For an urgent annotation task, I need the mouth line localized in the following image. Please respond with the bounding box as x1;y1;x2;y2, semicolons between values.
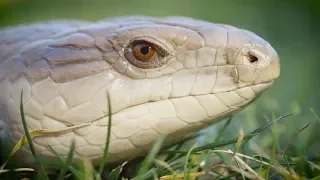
88;81;274;127
37;80;275;128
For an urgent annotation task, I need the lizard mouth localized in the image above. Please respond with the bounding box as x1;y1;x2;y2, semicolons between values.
92;81;274;128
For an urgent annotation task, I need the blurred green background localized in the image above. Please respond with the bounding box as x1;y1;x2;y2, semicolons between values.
0;0;319;158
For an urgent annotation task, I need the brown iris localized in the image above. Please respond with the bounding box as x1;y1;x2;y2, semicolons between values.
124;38;170;69
132;41;156;61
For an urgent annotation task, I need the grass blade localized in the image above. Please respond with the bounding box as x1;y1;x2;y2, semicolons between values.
276;120;314;160
184;143;197;180
241;113;292;147
193;133;257;153
77;158;95;180
164;132;202;162
98;92;113;176
310;108;320;123
162;113;292;157
134;135;166;179
214;116;233;142
19;91;48;180
161;133;257;155
282;153;294;177
57;140;75;180
48;145;83;179
107;161;127;180
250;113;292;134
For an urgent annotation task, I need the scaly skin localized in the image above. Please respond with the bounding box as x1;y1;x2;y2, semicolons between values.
0;16;280;166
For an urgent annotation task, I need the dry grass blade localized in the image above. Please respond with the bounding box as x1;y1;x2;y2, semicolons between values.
154;159;176;176
0;168;34;174
233;155;263;180
1;122;90;170
160;171;206;180
211;149;298;179
213;164;262;180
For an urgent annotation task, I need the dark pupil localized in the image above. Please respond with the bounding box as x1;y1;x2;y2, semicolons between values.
140;46;150;55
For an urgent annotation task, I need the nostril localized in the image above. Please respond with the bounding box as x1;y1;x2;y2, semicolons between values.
246;52;258;63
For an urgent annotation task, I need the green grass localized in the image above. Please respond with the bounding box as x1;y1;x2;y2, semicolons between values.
1;92;320;180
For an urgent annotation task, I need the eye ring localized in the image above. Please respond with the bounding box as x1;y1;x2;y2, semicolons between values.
124;38;171;69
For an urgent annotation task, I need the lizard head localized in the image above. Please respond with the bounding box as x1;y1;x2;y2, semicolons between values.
102;16;280;123
87;16;280;161
0;16;280;165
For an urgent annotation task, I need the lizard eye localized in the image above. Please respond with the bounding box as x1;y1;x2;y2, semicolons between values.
124;39;171;69
132;41;156;61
